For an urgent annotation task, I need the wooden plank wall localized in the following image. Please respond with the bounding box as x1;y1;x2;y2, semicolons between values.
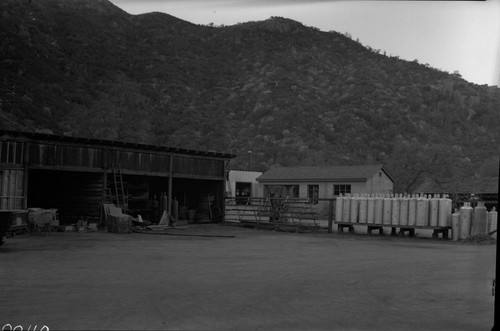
0;169;25;210
2;138;227;180
173;156;225;178
0;140;25;165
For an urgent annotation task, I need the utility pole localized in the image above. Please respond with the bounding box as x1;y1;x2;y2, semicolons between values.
248;150;252;170
10;85;15;131
0;85;16;131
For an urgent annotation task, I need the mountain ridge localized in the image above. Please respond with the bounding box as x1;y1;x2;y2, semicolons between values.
1;0;499;192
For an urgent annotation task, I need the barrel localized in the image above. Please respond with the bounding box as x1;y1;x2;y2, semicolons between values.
399;196;409;226
459;203;473;239
391;196;400;225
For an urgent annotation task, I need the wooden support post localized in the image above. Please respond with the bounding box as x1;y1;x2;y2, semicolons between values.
338;223;354;233
328;199;333;233
168;155;173;218
432;228;450;239
23;143;30;210
368;225;384;235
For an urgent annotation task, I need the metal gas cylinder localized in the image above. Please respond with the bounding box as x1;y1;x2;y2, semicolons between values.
416;194;429;226
391;194;401;226
459;202;473;239
367;194;376;224
429;194;439;227
374;194;384;225
335;194;344;223
399;194;409;226
438;195;452;227
358;194;368;224
382;195;392;225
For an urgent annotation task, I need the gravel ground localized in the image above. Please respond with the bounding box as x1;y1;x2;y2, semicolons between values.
0;224;496;331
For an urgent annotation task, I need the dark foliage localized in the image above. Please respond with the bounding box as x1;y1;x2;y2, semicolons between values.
1;0;499;192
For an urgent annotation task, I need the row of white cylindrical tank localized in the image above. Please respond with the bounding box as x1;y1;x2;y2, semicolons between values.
335;193;452;227
451;202;497;241
335;194;498;240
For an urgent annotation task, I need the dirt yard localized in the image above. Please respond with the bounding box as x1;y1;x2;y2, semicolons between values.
0;225;495;330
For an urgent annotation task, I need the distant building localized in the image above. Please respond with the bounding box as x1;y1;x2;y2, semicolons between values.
256;164;394;214
226;170;262;204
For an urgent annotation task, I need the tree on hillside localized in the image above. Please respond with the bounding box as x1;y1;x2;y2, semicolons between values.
63;75;153;143
385;139;441;193
386;137;477;193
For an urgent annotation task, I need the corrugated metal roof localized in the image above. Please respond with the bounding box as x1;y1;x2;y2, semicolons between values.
413;177;499;194
256;164;393;183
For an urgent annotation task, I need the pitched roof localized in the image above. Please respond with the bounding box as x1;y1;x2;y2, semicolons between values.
413;177;499;194
256;164;393;183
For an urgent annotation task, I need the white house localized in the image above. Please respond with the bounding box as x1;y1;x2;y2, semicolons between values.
256;164;394;214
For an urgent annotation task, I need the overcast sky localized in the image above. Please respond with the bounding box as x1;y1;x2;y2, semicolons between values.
110;0;500;87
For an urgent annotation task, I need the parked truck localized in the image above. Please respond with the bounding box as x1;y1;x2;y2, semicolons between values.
0;210;28;247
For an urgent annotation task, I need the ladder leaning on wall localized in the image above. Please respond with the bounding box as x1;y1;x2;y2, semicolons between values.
111;164;127;212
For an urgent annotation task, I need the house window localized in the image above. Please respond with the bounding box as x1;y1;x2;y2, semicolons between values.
307;185;319;204
334;184;351;196
264;185;299;198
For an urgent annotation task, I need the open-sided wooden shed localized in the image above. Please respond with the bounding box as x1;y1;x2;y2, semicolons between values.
0;130;234;225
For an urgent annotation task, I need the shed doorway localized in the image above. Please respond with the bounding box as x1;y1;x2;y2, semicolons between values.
27;169;104;225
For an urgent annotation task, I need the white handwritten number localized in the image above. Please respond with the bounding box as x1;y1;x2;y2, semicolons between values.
2;325;49;331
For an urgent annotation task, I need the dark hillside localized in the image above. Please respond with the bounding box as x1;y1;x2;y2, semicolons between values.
1;0;499;192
